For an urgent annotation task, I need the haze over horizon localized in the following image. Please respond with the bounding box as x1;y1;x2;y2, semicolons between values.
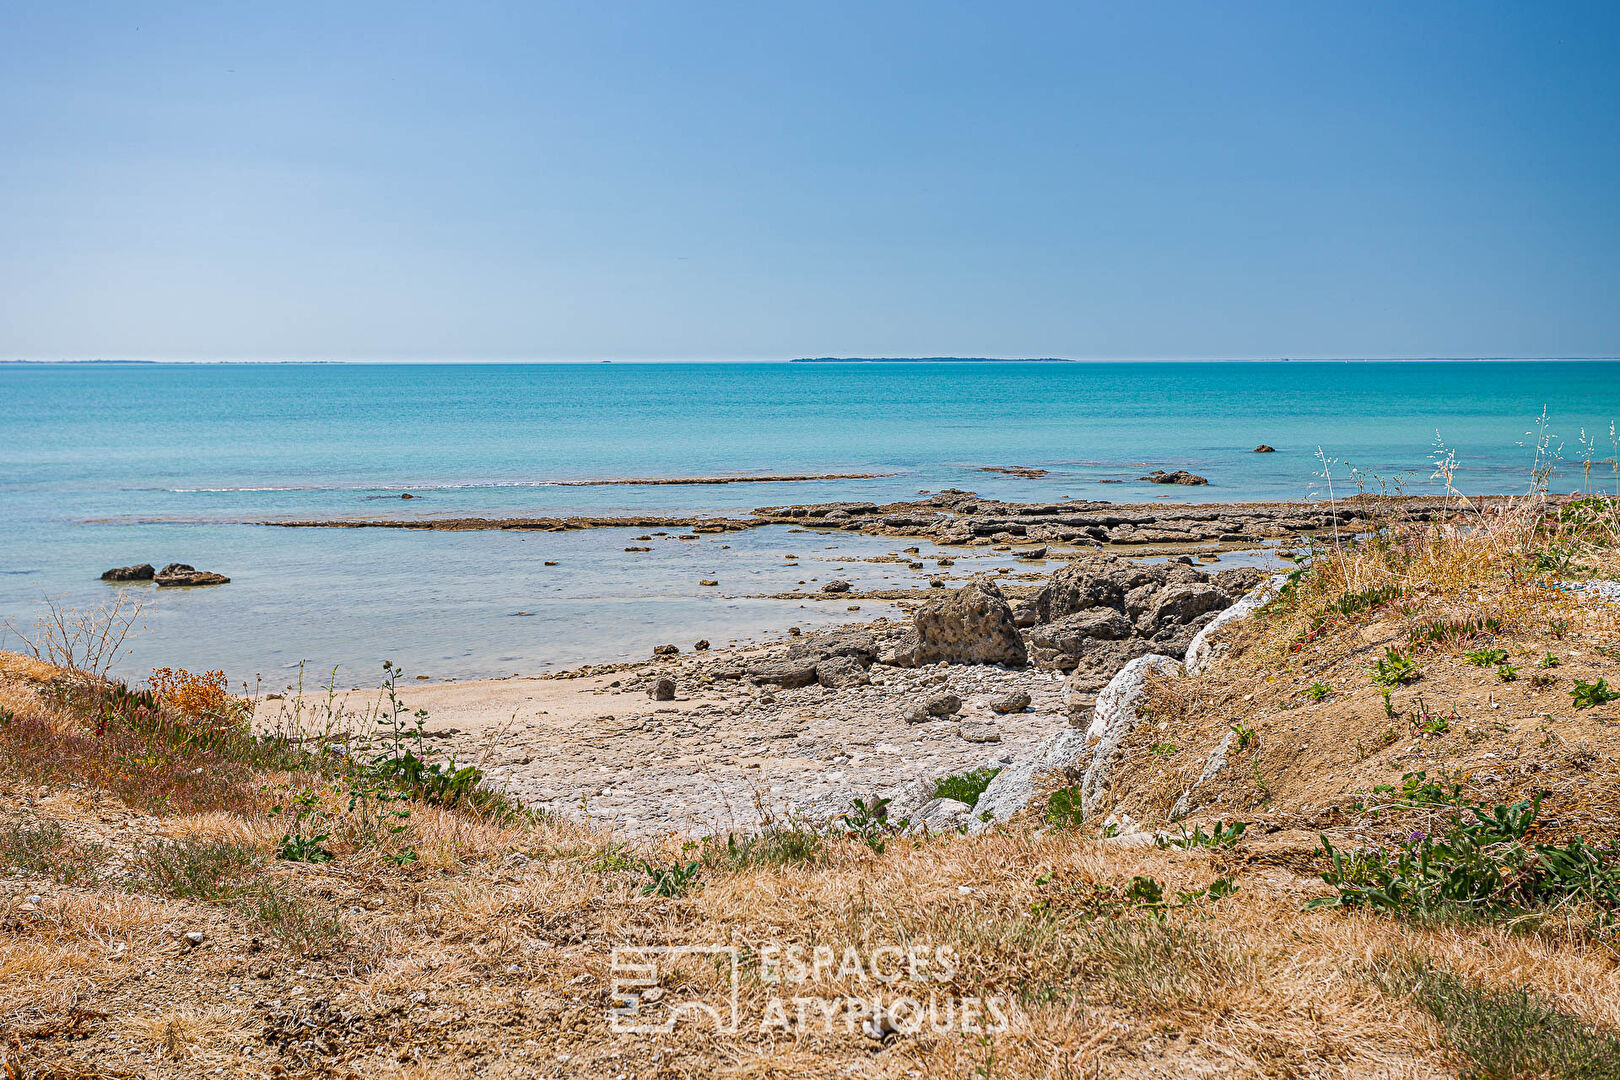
3;1;1618;362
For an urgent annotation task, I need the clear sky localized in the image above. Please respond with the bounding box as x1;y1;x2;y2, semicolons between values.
2;1;1618;361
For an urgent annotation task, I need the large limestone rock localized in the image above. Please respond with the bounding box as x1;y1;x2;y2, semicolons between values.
968;652;1181;830
912;578;1027;667
1184;572;1289;673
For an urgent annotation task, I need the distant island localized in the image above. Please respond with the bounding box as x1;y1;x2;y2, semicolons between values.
790;356;1074;363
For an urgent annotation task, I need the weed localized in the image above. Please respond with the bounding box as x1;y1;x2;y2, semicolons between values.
0;817;107;886
1305;681;1332;702
1044;786;1084;829
838;796;910;853
1371;647;1420;686
1539;652;1561;668
240;890;345;955
1229;721;1257;750
1571;678;1620;710
1380;686;1396;718
1463;647;1508;667
1496;664;1519;682
272;793;334;864
1329;584;1403;617
131;836;257;902
1158;820;1246;850
932;767;1001;806
707;826;825;869
639;858;701;897
1312;793;1620;916
1148;742;1178;758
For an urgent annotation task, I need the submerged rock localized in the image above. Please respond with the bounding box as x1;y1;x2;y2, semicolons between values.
1138;470;1209;485
154;563;229;587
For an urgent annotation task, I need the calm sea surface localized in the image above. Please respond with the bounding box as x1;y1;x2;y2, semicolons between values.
3;360;1616;685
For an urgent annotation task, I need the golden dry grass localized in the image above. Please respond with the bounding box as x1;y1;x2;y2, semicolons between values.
6;497;1620;1077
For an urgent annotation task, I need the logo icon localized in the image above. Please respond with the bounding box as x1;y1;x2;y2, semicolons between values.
608;945;740;1034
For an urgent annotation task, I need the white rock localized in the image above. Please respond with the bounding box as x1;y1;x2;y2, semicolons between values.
1184;573;1289;674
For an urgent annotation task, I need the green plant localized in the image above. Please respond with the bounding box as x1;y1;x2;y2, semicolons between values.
1329;584;1402;617
1311;793;1620;917
1148;742;1179;758
1159;820;1247;850
840;797;909;853
1463;647;1508;667
1371;647;1420;686
131;836;257;901
932;767;1001;806
639;858;701;897
0;818;107;886
1305;681;1333;702
1496;664;1519;682
1539;652;1560;668
707;826;825;869
1571;678;1620;710
1043;786;1084;829
1229;721;1258;750
1380;686;1396;718
272;792;333;864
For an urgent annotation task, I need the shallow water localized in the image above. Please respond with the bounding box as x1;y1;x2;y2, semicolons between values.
4;359;1616;683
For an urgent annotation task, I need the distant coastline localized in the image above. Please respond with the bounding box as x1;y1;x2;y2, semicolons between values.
790;357;1073;363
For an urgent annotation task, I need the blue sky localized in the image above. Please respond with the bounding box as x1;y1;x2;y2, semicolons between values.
2;2;1617;361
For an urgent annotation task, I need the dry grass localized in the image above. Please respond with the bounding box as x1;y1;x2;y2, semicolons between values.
6;495;1620;1077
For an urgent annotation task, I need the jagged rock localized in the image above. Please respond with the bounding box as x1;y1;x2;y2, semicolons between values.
1012;545;1048;560
1010;599;1041;627
1253;445;1276;453
912;578;1028;667
968;728;1091;831
988;691;1030;714
1139;470;1208;485
154;564;230;587
1081;654;1182;816
649;677;676;701
747;660;819;688
959;721;1002;743
694;639;710;651
814;655;871;689
926;693;962;717
908;797;974;834
1138;583;1229;632
821;580;852;594
786;628;879;665
101;563;154;582
901;702;931;724
1185;572;1289;673
652;644;679;656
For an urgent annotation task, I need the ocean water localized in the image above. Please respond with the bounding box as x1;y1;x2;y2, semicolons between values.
3;360;1617;685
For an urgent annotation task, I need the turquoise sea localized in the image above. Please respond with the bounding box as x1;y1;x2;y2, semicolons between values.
3;360;1617;686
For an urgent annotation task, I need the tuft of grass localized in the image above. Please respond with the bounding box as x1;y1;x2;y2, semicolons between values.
932;767;1001;806
1044;786;1084;829
1378;956;1620;1080
707;826;825;869
239;890;345;955
1086;916;1262;1014
0;817;108;886
131;836;258;902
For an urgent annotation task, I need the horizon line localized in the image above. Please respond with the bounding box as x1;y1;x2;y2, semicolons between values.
6;355;1620;366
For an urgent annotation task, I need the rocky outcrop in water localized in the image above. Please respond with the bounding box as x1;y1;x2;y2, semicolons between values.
154;564;230;587
101;564;155;582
